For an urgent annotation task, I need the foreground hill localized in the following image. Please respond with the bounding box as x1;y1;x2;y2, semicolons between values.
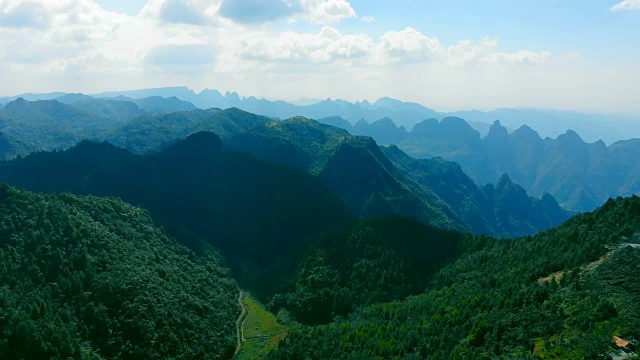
228;118;570;237
269;195;640;359
0;184;239;359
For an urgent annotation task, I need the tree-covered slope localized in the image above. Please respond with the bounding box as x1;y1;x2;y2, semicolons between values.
0;98;113;130
0;184;239;359
106;107;271;154
268;195;640;359
0;132;354;265
230;118;569;237
67;98;148;123
264;217;469;325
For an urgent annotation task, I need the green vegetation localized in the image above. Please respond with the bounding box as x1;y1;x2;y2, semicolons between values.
0;131;354;265
268;195;640;359
0;184;239;359
236;293;289;360
265;217;466;325
230;118;570;237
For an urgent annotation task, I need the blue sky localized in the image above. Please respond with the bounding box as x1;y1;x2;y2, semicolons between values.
93;0;640;59
1;0;639;113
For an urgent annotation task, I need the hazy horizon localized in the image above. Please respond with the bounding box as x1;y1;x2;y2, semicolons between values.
1;0;639;114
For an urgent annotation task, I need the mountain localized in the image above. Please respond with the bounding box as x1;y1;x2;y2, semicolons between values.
93;86;198;101
399;116;495;185
127;95;197;114
0;184;239;359
66;98;148;122
383;146;569;237
0;132;353;264
0;98;113;130
450;108;640;144
351;117;408;145
0;91;68;103
105;107;272;154
228;117;569;237
268;194;640;359
53;93;94;104
396;119;640;211
5;87;640;143
89;87;443;128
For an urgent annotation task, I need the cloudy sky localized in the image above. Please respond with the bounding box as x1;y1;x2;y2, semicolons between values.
0;0;638;113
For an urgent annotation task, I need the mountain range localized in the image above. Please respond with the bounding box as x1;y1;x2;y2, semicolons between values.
0;113;569;239
3;86;640;143
1;93;638;213
345;117;640;212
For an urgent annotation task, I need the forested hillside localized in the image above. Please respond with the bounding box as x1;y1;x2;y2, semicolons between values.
268;195;640;359
0;132;354;264
0;184;239;359
229;118;570;237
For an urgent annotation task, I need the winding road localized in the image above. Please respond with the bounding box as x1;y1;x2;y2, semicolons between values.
234;290;247;356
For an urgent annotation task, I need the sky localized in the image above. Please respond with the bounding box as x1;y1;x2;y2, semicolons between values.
0;0;639;113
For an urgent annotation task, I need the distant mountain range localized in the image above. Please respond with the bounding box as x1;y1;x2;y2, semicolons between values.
1;92;638;212
2;86;639;143
346;117;640;212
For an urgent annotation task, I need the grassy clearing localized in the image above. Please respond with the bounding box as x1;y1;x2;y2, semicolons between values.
236;293;288;360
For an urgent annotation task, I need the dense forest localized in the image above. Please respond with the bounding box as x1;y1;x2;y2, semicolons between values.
0;184;239;359
268;195;640;359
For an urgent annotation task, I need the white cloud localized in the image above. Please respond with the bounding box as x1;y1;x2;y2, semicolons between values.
300;0;356;25
231;26;372;64
140;0;355;26
372;27;444;65
0;0;51;29
447;38;498;67
611;0;640;11
448;38;550;67
361;15;374;23
482;50;551;66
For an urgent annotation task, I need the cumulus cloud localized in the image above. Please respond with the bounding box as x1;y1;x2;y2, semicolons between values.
448;38;550;67
373;27;444;64
611;0;640;11
301;0;356;25
0;0;51;29
141;0;356;26
232;26;372;64
447;38;498;67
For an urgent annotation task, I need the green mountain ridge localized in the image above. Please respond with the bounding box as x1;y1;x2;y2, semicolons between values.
228;118;570;237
